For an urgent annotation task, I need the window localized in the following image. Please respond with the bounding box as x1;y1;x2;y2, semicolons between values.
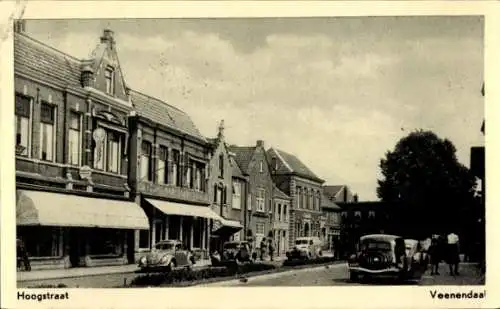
94;127;122;173
68;112;81;166
140;141;152;181
15;95;31;156
284;204;288;221
139;230;149;249
308;189;313;210
186;160;192;188
40;103;56;161
247;194;252;211
256;188;266;212
256;223;265;235
157;146;168;184
216;187;222;205
18;227;61;257
316;192;321;211
172;150;180;186
277;204;282;221
259;161;264;173
296;187;301;208
105;67;115;95
194;163;203;191
89;229;123;255
232;182;241;209
218;154;224;178
301;189;306;209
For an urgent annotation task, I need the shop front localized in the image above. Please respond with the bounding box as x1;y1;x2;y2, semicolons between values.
16;190;150;270
141;198;222;260
210;217;243;254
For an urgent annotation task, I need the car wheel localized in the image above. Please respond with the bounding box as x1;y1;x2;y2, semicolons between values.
350;272;358;282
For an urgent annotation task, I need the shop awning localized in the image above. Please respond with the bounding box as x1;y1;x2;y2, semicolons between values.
145;198;222;220
16;190;149;230
212;218;243;235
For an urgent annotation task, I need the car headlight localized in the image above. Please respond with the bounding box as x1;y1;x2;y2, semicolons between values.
139;256;146;265
160;256;169;263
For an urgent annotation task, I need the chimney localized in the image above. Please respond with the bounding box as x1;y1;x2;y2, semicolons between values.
14;19;26;33
353;194;359;203
100;29;115;49
256;140;265;148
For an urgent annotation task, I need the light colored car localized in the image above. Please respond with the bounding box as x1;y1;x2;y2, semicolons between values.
348;234;425;282
138;240;194;272
286;236;323;260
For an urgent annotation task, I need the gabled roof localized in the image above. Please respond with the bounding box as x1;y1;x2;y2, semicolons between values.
321;195;341;210
273;185;290;199
267;148;323;182
227;146;256;174
323;185;345;199
14;33;82;88
130;90;205;142
230;155;245;179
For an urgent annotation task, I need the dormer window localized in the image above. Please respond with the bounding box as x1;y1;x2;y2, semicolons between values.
105;67;115;95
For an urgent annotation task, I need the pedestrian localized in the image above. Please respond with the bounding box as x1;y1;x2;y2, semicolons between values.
446;231;460;276
260;238;267;261
17;239;31;271
428;238;440;275
268;239;275;261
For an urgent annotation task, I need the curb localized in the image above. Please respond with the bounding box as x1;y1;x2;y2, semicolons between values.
195;262;346;287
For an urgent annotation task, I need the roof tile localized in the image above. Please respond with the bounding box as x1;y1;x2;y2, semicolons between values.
227;146;256;174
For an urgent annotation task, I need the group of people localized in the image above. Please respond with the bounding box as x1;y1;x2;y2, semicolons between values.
257;237;276;261
427;232;461;276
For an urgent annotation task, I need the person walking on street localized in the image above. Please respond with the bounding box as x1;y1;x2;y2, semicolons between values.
268;239;275;261
428;238;440;275
446;231;460;276
260;238;267;261
17;239;31;271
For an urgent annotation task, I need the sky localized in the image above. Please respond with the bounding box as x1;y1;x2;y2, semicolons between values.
23;17;484;201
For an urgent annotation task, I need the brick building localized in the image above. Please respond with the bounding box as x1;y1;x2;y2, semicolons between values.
206;121;245;253
228;141;276;250
320;195;341;253
14;23;150;269
266;148;325;249
272;184;291;256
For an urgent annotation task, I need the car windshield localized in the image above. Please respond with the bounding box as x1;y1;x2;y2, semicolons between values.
360;240;392;251
155;242;174;250
295;240;309;245
224;243;239;249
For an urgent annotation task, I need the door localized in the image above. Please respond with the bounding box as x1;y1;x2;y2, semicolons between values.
127;230;135;264
68;228;83;267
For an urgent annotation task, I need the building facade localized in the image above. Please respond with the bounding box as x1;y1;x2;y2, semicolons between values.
272;185;291;256
320;195;342;255
128;88;217;261
229;140;276;250
206;121;244;253
14;24;149;270
267;148;325;248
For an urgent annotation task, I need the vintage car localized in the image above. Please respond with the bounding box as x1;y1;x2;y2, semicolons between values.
221;241;253;264
286;237;323;261
348;234;426;282
137;240;194;272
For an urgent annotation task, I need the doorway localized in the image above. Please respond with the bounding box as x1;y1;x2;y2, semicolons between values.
68;228;84;267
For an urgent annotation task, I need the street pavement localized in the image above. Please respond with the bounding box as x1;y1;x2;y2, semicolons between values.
203;262;484;287
18;260;484;288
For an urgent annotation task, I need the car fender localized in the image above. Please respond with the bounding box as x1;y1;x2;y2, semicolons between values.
160;254;175;265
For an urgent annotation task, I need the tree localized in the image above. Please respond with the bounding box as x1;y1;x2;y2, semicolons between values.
377;130;477;237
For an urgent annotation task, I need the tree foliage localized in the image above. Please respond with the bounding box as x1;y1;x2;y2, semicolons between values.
377;130;477;236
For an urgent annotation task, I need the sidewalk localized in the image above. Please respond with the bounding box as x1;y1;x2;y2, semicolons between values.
17;259;211;283
420;263;485;285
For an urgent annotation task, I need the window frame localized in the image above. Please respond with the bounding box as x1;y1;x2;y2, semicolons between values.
105;66;115;95
140;141;152;181
256;188;266;212
15;94;33;157
93;126;123;174
157;145;168;184
68;111;82;166
39;102;57;162
232;181;241;209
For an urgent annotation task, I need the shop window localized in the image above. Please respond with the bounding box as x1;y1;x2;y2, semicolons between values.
193;218;202;248
89;229;123;256
15;94;31;156
19;226;61;258
69;111;82;166
256;223;265;236
40;102;56;161
139;230;149;249
157;146;168;184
